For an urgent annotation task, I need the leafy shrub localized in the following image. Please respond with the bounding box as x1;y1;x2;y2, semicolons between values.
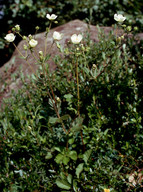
0;19;143;191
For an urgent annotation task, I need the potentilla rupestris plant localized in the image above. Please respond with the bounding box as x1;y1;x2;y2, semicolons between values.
2;13;143;192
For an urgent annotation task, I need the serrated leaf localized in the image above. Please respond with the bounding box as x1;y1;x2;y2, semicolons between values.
60;114;70;121
56;178;71;190
49;116;60;124
83;67;90;75
71;124;82;132
71;116;84;133
64;94;73;102
60;172;67;180
63;156;70;165
69;151;77;161
76;163;84;178
83;149;92;164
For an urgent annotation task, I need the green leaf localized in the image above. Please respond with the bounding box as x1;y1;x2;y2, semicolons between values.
102;52;106;60
60;114;70;121
67;174;72;184
68;138;74;144
69;151;77;161
71;124;81;132
54;147;61;152
45;152;53;160
83;67;90;75
10;184;18;192
64;94;73;102
76;163;84;178
55;154;63;164
49;116;60;124
71;116;84;133
63;156;70;165
56;178;71;190
49;115;69;124
83;149;92;164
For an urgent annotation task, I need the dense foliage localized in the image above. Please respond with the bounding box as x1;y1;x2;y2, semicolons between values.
1;0;143;66
0;23;143;191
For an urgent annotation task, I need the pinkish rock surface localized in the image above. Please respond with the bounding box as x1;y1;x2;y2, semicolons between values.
0;19;142;106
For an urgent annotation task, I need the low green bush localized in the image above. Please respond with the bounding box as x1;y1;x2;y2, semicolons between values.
0;16;143;191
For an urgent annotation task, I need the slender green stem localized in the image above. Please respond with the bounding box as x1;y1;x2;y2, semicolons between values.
40;60;67;135
76;58;80;116
47;86;67;135
31;52;39;63
44;22;52;56
17;32;23;39
75;52;85;152
13;43;36;75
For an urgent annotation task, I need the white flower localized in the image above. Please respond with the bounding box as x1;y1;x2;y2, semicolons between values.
29;39;38;48
53;31;62;41
46;14;57;21
114;13;126;22
4;33;15;42
71;34;83;44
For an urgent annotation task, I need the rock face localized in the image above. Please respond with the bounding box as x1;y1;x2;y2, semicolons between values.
0;19;142;106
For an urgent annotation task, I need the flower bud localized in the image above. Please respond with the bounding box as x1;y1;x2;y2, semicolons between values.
117;37;121;42
39;51;43;56
56;97;61;103
80;44;85;51
121;35;124;39
134;26;138;31
15;24;20;31
12;28;15;32
23;44;28;50
127;26;132;32
28;34;33;40
39;51;44;61
35;26;39;30
92;64;96;69
23;36;27;40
